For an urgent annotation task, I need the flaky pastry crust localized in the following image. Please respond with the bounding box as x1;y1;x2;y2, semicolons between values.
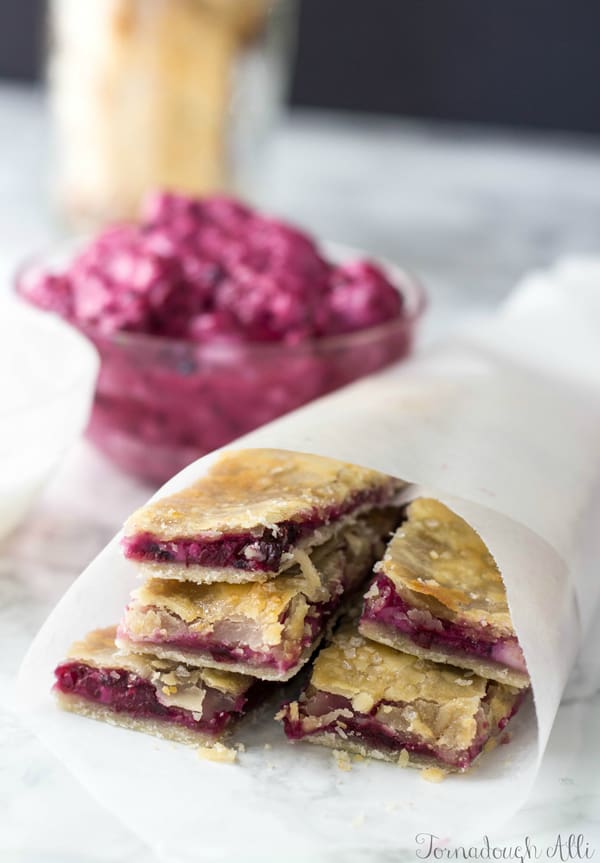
282;622;524;768
378;498;515;636
123;520;381;646
312;624;489;708
124;448;402;540
65;626;251;697
118;517;386;681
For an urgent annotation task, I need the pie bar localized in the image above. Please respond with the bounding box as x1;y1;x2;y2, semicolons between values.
54;627;265;745
279;622;526;772
122;448;404;584
359;498;529;689
117;512;398;681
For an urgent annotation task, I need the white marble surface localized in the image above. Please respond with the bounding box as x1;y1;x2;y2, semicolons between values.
2;83;600;861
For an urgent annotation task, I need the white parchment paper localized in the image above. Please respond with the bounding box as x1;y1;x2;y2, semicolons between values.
17;259;600;861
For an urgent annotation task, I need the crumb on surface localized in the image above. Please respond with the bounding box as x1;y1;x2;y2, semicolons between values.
420;766;447;783
264;742;272;750
333;749;353;772
197;743;237;764
397;749;410;768
352;812;365;828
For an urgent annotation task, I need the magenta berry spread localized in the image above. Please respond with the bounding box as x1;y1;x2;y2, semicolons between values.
19;192;419;482
22;192;404;342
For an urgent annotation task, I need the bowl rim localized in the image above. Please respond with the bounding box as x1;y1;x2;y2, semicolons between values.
14;239;427;357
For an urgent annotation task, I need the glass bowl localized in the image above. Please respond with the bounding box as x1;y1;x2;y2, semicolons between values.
16;244;425;485
0;301;98;541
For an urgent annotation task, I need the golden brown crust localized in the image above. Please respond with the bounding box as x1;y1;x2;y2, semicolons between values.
131;574;302;645
358;619;530;689
65;625;121;665
64;626;252;698
379;499;514;636
312;623;490;707
124;448;402;540
283;623;523;767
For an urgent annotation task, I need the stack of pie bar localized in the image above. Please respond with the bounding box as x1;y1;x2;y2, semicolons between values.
53;451;530;773
280;498;530;773
53;449;403;747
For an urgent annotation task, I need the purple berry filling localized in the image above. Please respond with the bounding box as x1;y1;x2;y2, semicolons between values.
54;661;253;737
123;586;346;675
362;574;527;674
21;193;405;343
123;486;394;572
123;527;299;572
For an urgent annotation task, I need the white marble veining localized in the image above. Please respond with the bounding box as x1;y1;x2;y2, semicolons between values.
1;83;600;861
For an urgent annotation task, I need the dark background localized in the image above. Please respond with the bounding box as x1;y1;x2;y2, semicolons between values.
3;0;600;134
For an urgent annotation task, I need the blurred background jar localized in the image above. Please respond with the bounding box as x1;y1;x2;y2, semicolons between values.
48;0;295;226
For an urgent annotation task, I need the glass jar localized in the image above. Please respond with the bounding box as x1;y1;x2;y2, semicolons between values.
48;0;295;226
